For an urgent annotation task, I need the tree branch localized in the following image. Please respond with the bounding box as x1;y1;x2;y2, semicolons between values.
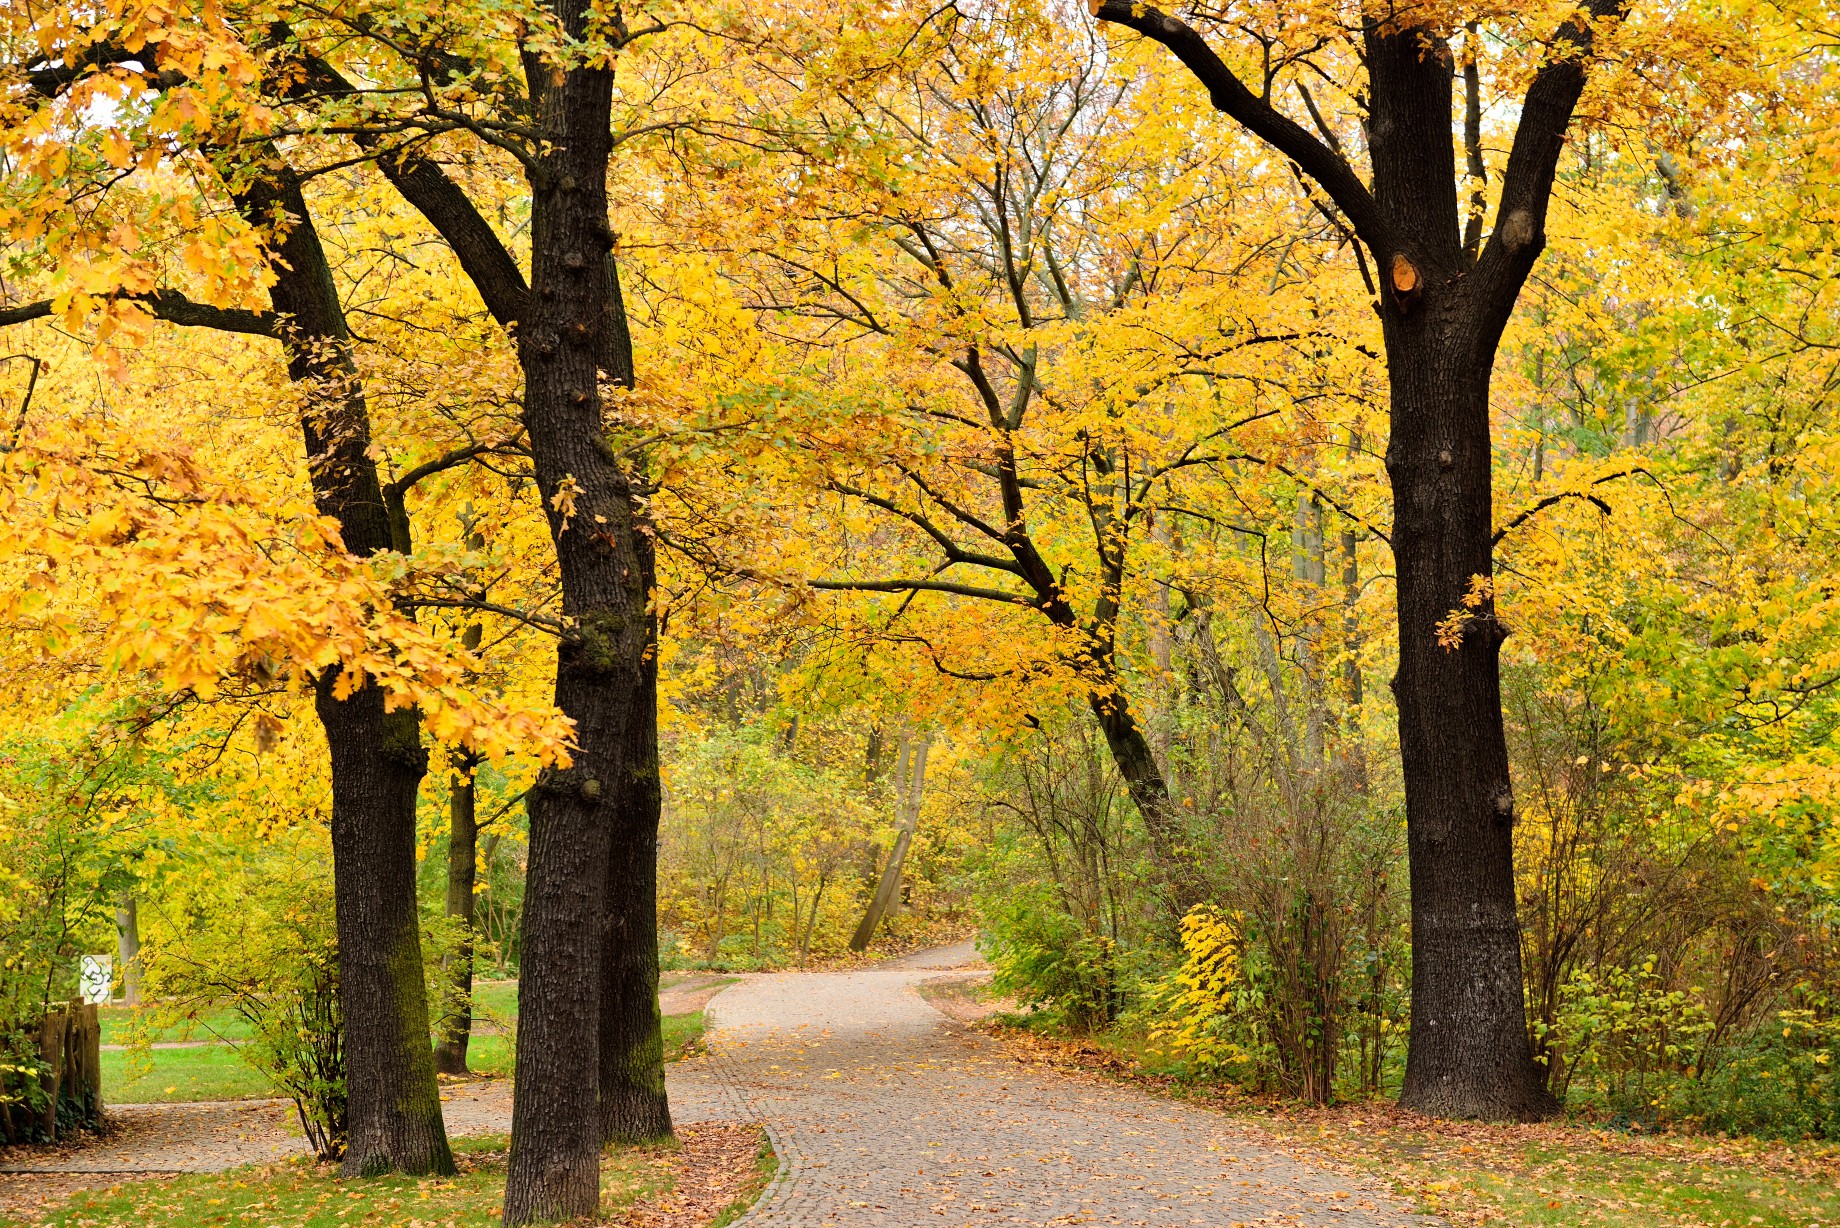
809;577;1039;605
1492;468;1646;546
1091;1;1392;252
289;52;533;328
0;291;277;337
1474;0;1629;312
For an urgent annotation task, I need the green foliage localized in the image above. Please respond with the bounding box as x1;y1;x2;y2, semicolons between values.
141;844;346;1158
980;878;1129;1034
0;699;194;1143
659;718;879;967
1547;963;1840;1140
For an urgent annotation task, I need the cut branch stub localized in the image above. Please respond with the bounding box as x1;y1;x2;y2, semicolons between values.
1389;253;1421;314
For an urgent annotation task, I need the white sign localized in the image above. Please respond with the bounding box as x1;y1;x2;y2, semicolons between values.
79;954;113;1004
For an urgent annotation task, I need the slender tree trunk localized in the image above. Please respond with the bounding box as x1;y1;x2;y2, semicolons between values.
241;163;454;1177
433;751;479;1076
850;735;928;951
115;897;139;1006
503;28;650;1222
1387;327;1553;1120
1086;691;1201;913
599;519;672;1144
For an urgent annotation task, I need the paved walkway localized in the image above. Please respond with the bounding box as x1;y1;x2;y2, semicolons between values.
5;948;1440;1228
692;950;1438;1228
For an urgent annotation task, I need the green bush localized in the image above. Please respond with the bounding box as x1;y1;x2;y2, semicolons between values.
979;880;1131;1034
143;849;347;1159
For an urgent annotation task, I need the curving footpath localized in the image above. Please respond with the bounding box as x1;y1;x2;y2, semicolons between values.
678;946;1440;1228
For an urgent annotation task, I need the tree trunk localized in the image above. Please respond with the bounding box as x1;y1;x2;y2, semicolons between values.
1092;0;1616;1124
850;734;928;951
1386;326;1554;1121
502;28;649;1223
241;163;455;1177
599;520;672;1144
433;751;479;1076
1086;691;1200;913
115;896;140;1007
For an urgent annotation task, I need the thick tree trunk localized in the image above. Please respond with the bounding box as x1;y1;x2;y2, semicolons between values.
243;164;454;1176
598;519;672;1144
1385;320;1554;1121
502;32;651;1224
1091;0;1614;1124
433;753;479;1076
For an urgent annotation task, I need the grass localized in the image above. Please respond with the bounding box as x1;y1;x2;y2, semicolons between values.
995;1021;1840;1228
1235;1105;1840;1227
103;1006;711;1103
101;1043;275;1104
97;1004;253;1047
8;1134;673;1228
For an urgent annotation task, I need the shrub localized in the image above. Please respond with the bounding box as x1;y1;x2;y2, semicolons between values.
144;847;347;1160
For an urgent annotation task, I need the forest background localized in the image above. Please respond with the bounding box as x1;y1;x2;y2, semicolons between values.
2;0;1840;1188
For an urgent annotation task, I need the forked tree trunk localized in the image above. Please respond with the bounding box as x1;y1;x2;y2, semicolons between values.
244;164;455;1176
850;734;928;951
1094;0;1619;1120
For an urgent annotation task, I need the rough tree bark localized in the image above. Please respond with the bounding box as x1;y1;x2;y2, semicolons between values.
298;39;674;1209
237;163;458;1173
1092;0;1627;1119
498;10;653;1219
597;256;672;1146
13;59;456;1176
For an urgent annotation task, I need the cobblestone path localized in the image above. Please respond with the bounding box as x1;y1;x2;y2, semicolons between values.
692;953;1439;1228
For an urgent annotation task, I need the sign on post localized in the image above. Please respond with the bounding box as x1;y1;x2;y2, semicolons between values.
78;954;113;1005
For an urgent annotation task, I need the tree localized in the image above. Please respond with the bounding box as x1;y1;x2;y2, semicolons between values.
1087;0;1632;1117
700;3;1368;916
253;8;679;1218
0;49;463;1171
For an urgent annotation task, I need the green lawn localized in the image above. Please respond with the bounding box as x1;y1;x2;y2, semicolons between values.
103;1001;711;1103
98;1003;254;1046
102;1043;276;1103
10;1135;670;1228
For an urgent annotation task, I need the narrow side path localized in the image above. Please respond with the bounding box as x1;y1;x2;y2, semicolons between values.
696;948;1441;1228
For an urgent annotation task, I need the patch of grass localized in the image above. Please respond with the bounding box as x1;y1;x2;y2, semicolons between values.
1235;1106;1840;1227
470;980;518;1022
97;1004;254;1047
12;1134;674;1228
101;1044;275;1104
102;999;706;1104
662;1010;705;1059
446;1010;704;1083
